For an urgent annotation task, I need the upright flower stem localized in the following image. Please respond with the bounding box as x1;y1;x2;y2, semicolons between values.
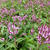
13;22;16;48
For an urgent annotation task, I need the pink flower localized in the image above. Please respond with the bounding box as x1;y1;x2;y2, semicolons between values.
22;15;28;20
29;0;33;6
18;0;22;4
31;28;34;35
9;8;16;16
47;1;50;5
48;46;50;49
23;22;26;25
37;35;41;44
5;21;8;24
40;3;44;7
1;8;8;14
15;15;18;18
36;18;41;23
35;0;40;4
1;38;5;41
18;16;23;21
24;4;28;9
20;33;26;36
9;35;13;39
12;16;16;21
9;31;13;34
32;15;37;22
8;22;19;35
37;24;50;44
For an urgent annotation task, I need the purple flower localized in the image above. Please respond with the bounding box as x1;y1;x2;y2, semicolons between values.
22;15;27;20
8;22;20;35
9;8;16;16
1;8;8;14
32;15;37;22
37;24;50;44
37;35;41;44
18;16;22;21
0;8;8;18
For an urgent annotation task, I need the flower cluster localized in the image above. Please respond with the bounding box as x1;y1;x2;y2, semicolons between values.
37;24;50;44
31;14;41;23
0;8;16;18
47;1;50;5
12;15;28;22
8;22;20;34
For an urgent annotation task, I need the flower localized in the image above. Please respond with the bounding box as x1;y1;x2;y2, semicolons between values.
9;8;16;16
36;18;41;23
48;46;50;49
18;16;23;21
1;38;5;41
24;4;28;9
0;8;8;18
9;35;13;39
32;15;37;22
22;15;28;20
8;22;20;35
40;3;44;7
29;0;33;6
47;1;50;5
35;0;40;4
1;8;8;14
37;35;41;44
31;28;34;35
37;24;50;44
20;33;26;37
18;0;22;4
12;16;16;21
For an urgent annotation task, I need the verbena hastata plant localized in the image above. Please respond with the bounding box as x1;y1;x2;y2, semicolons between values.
0;0;50;50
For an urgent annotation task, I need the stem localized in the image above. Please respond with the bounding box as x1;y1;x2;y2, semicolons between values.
37;44;41;50
14;35;16;46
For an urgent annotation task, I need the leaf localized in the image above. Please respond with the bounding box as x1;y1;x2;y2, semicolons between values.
26;43;35;48
16;38;25;43
0;44;4;48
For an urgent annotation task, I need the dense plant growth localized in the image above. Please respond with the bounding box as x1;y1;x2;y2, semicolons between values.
0;0;50;50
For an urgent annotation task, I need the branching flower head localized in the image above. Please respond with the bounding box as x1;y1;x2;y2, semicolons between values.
37;24;50;44
7;22;20;35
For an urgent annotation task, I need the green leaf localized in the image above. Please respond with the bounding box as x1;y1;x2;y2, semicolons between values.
16;38;25;43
